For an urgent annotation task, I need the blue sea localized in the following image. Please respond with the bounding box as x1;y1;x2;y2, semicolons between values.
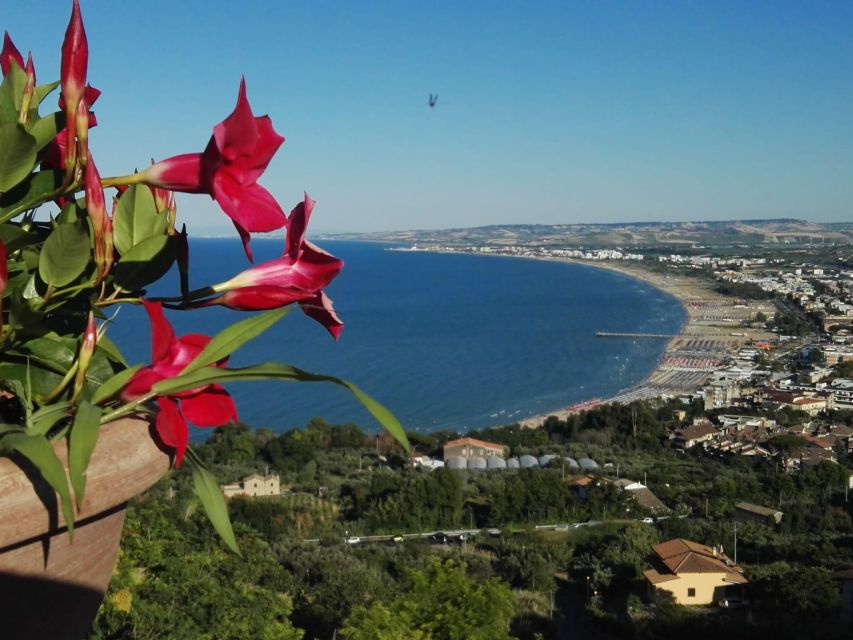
107;240;686;436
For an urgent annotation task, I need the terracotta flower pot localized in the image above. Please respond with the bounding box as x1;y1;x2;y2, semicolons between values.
0;415;170;640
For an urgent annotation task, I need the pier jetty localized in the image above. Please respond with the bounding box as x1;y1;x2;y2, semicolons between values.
595;331;677;339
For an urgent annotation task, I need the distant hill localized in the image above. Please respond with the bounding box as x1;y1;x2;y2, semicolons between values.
322;219;853;249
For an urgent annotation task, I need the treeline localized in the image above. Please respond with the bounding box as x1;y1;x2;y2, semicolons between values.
714;281;776;300
90;403;853;640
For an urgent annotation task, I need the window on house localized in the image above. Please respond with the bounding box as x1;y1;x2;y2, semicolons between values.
687;588;696;597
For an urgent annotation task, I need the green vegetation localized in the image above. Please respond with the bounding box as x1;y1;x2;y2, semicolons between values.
90;401;853;639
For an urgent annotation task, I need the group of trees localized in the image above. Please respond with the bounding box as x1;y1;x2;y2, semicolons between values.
88;395;853;640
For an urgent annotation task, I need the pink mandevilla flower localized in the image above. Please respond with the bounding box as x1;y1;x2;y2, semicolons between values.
122;300;238;467
138;78;286;261
205;194;344;339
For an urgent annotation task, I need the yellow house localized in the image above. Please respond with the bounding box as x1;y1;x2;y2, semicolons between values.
643;538;747;605
222;473;280;498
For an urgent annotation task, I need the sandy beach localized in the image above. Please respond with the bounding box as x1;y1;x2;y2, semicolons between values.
510;258;777;428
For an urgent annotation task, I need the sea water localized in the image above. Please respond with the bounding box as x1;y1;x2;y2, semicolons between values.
107;240;686;435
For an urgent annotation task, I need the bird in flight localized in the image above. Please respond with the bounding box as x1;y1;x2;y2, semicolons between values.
428;93;438;108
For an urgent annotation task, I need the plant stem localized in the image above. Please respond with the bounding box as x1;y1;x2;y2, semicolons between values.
100;391;156;424
149;285;216;303
95;297;141;307
39;362;79;404
100;173;144;188
0;180;81;225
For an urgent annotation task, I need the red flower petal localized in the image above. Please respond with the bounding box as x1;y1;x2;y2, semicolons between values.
215;285;309;310
212;173;286;233
213;78;260;160
227;114;285;184
180;386;238;427
142;153;207;193
285;193;314;260
120;366;162;400
155;397;188;468
299;291;344;340
141;299;176;363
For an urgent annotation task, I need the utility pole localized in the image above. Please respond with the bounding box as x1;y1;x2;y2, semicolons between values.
632;406;638;450
734;522;738;565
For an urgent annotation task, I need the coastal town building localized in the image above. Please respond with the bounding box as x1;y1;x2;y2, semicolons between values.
672;420;717;449
221;473;281;498
643;538;748;605
443;437;506;460
612;479;670;514
734;502;783;526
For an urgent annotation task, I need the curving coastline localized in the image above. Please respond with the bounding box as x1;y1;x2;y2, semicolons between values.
512;257;776;428
407;248;776;430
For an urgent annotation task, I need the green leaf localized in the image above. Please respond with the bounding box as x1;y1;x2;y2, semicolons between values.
96;335;129;366
56;199;84;224
0;223;33;253
19;333;78;373
68;401;102;510
29;112;63;152
0;424;26;436
113;234;176;292
181;308;291;376
91;365;141;405
1;432;75;536
113;185;168;255
0;362;62;400
0;124;38;194
190;460;240;554
30;402;73;436
38;222;91;287
152;363;410;451
0;170;63;218
0;63;27;124
33;81;60;108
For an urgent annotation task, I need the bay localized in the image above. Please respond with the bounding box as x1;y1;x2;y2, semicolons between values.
107;240;686;436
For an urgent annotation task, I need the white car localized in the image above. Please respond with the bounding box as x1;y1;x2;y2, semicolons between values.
640;517;654;524
345;536;361;545
718;597;746;608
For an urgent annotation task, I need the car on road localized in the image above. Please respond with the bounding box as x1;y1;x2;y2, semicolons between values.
345;536;361;545
640;517;654;524
718;597;747;608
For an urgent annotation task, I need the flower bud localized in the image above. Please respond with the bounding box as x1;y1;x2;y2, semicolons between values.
60;0;88;179
73;312;97;398
75;98;89;168
84;155;112;283
18;53;35;125
1;32;23;76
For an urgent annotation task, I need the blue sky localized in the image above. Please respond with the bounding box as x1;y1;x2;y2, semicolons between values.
6;1;853;233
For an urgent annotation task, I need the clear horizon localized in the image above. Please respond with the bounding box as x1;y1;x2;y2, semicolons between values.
6;0;853;236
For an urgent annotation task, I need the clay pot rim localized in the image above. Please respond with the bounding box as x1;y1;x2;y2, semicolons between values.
0;414;172;551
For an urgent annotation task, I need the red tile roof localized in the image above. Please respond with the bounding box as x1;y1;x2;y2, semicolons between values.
444;437;505;451
648;538;747;584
